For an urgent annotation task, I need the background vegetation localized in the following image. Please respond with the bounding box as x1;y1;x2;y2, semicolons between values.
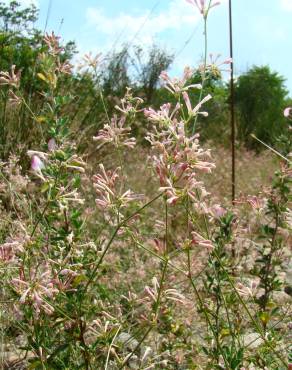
0;1;291;369
0;0;291;159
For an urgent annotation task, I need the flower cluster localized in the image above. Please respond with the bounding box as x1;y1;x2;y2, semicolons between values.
284;107;292;118
191;231;213;249
93;115;136;149
44;31;64;56
78;52;102;71
0;65;22;106
115;87;144;116
235;280;259;298
12;266;58;315
186;0;221;16
235;194;268;215
183;91;212;117
144;277;186;305
27;144;86;181
93;164;142;214
199;53;232;79
93;88;143;149
144;103;181;125
0;65;21;88
146;119;215;205
160;67;201;94
0;240;17;263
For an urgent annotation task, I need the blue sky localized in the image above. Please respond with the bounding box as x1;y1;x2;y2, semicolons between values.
11;0;292;95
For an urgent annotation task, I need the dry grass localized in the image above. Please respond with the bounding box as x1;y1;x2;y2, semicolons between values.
96;144;280;204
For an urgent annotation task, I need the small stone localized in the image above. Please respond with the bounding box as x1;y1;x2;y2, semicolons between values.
117;332;139;352
272;291;291;304
243;332;264;349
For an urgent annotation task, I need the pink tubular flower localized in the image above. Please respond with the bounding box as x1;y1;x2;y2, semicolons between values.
0;65;21;88
234;195;267;214
115;87;143;115
57;60;73;75
79;52;102;70
191;231;213;249
12;266;58;315
284;107;292;118
144;103;180;125
52;269;78;293
92;164;142;212
27;150;47;181
209;53;232;67
235;280;259;298
186;0;221;16
48;138;57;152
144;277;186;304
93;115;136;149
0;242;15;262
44;32;63;55
58;188;85;205
160;67;202;94
246;195;266;211
200;54;232;78
8;90;22;106
31;155;45;172
183;91;212;117
210;204;227;219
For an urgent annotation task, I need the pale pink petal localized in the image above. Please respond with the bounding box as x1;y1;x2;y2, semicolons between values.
48;138;57;151
31;155;45;172
182;91;192;114
284;107;292;117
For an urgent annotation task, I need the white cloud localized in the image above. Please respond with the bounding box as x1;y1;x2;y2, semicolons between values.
86;0;200;47
280;0;292;11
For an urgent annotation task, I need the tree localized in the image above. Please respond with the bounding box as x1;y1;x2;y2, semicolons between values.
0;0;38;32
132;44;173;103
0;1;76;156
235;65;288;150
102;46;131;96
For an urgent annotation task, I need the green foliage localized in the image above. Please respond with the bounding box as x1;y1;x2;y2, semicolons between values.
0;1;77;157
0;6;291;366
132;44;173;103
199;80;230;144
235;65;289;150
0;1;38;32
103;46;131;96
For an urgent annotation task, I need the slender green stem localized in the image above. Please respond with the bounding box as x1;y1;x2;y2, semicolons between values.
83;193;163;294
154;260;169;318
30;200;51;237
212;250;288;367
118;326;153;369
93;69;111;124
187;248;229;367
105;326;121;370
192;10;209;134
119;198;169;368
132;237;188;276
250;134;291;163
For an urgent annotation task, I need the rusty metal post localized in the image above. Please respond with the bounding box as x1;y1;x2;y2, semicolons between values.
229;0;236;203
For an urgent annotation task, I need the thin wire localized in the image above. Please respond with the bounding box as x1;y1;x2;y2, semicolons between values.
111;23;128;51
104;0;162;56
44;0;53;32
174;21;202;60
127;0;161;48
74;0;162;128
57;18;64;35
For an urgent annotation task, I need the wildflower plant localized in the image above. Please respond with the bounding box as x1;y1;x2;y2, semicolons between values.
0;2;290;369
